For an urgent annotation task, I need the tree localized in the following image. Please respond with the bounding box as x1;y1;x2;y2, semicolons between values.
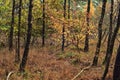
92;0;107;66
68;0;70;19
84;0;91;52
42;0;45;47
103;0;114;65
113;44;120;80
9;0;15;51
15;0;22;63
62;0;66;51
102;3;120;80
19;0;33;72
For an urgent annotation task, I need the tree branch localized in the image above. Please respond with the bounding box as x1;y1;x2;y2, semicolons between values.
6;71;15;80
71;65;92;80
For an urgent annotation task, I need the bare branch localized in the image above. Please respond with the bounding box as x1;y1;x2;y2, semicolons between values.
71;65;92;80
6;71;15;80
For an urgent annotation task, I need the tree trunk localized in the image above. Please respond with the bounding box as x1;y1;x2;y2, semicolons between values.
103;0;114;65
62;0;66;51
68;0;70;19
84;0;90;52
9;0;15;51
66;0;70;46
102;3;120;80
19;0;33;72
113;45;120;80
92;0;107;66
15;0;22;63
42;0;45;47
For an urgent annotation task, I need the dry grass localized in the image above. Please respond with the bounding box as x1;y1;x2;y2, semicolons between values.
0;41;118;80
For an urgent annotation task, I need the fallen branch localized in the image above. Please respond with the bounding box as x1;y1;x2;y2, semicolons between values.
71;65;92;80
6;71;15;80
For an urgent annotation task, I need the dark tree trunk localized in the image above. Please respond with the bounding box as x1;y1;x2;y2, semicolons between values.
66;0;70;46
9;0;15;51
15;0;22;63
68;0;70;19
102;3;120;80
113;45;120;80
84;0;90;52
92;0;107;66
19;0;33;72
103;0;114;65
42;0;45;47
62;0;66;51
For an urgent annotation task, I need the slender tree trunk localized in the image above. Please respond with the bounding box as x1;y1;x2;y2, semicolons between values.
19;0;33;72
92;0;107;66
113;44;120;80
15;0;22;63
102;3;120;80
62;0;66;51
65;0;71;47
103;0;114;65
9;0;15;51
66;0;70;46
68;0;70;19
42;0;45;47
84;0;90;52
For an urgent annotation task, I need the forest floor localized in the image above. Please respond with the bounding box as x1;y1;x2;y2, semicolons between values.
0;41;119;80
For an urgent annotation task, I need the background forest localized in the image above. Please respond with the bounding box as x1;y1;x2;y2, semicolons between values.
0;0;120;80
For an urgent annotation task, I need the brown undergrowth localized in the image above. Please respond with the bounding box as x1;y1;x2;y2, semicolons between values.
0;44;117;80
